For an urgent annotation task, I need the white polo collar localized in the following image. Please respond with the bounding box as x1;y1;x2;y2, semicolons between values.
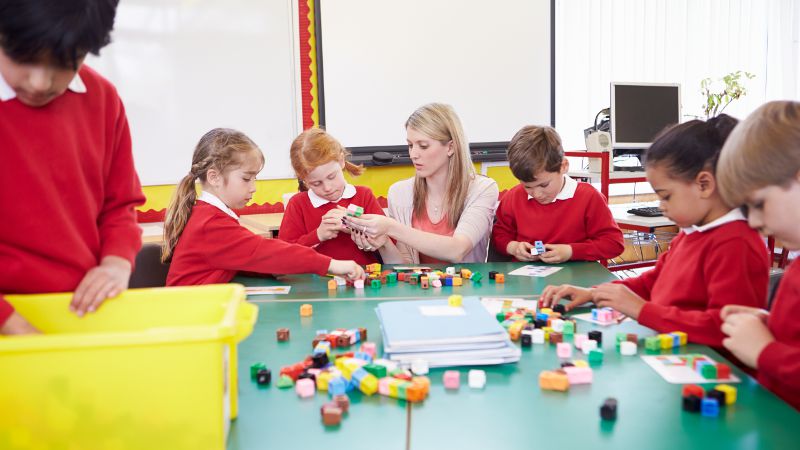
0;72;86;102
198;191;239;221
528;175;578;203
683;208;746;234
308;183;357;208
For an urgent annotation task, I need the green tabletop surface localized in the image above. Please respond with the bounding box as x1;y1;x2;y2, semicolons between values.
228;263;800;449
237;262;617;301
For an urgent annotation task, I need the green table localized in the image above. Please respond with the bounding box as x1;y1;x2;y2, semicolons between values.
228;263;800;449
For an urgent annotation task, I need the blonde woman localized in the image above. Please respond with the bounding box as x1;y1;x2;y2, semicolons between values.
345;103;499;263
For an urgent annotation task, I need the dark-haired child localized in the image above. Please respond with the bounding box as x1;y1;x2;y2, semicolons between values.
541;115;769;346
0;0;145;326
492;125;624;263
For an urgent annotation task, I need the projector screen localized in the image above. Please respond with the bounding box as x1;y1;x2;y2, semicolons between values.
318;0;553;149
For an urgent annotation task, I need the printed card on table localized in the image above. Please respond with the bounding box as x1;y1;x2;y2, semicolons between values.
641;354;741;384
508;265;563;277
245;286;291;295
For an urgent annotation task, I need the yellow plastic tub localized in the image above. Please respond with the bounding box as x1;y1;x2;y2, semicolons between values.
0;284;258;450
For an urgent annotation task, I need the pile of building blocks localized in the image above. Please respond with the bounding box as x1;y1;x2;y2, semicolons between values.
643;331;689;353
496;304;578;345
310;327;369;350
327;263;506;290
539;358;596;392
346;204;364;217
682;383;737;417
615;332;639;356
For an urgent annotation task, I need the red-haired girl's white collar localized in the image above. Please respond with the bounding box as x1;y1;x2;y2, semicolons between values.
682;208;745;234
308;183;357;208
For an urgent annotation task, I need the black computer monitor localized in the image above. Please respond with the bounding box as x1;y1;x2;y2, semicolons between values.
610;82;681;168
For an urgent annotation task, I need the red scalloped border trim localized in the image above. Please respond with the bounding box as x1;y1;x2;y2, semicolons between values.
137;202;288;223
298;0;314;129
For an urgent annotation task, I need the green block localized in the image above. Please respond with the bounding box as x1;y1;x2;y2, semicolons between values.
701;364;718;379
370;279;381;289
496;312;506;322
387;273;398;284
276;375;294;389
588;349;604;365
471;272;483;282
616;332;627;343
363;363;387;379
250;362;266;379
645;336;661;352
562;321;575;335
397;381;410;400
525;313;535;323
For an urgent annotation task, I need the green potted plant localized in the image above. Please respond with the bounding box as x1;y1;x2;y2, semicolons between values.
701;70;755;119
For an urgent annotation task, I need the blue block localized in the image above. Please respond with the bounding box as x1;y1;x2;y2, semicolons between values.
671;334;681;348
328;377;347;396
536;312;549;322
701;398;720;417
591;309;599;320
352;367;369;383
354;352;372;363
444;278;453;286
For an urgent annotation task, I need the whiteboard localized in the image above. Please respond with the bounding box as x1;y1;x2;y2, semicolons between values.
319;0;552;148
87;0;301;185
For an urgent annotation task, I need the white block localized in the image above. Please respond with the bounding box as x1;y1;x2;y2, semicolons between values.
334;276;347;286
411;358;429;375
532;329;545;344
551;319;564;332
372;358;398;372
446;267;456;275
620;341;638;356
581;339;598;355
468;369;486;389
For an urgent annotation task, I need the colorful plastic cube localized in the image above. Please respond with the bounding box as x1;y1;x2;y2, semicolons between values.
443;370;460;389
453;276;463;286
556;342;572;358
471;272;483;282
563;366;593;385
468;369;486;389
276;328;290;342
701;398;720;417
448;295;463;307
327;279;337;290
495;273;505;283
588;349;604;364
370;279;381;289
300;303;313;317
539;370;569;392
296;378;315;398
619;341;637;356
714;384;737;405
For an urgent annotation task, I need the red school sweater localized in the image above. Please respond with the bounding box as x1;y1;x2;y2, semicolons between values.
757;259;800;411
619;221;769;346
279;186;384;265
492;183;624;261
166;201;332;286
0;65;145;294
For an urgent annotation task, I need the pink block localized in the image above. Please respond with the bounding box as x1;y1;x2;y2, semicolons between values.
296;378;316;397
307;368;321;376
432;279;442;288
598;310;613;323
378;377;392;396
563;366;593;385
361;342;377;358
354;279;365;289
574;333;587;349
443;370;460;389
556;342;572;358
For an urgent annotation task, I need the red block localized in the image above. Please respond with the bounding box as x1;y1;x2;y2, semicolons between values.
682;384;705;398
716;363;731;379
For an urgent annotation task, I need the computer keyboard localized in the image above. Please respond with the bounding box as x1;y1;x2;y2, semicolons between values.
627;206;664;217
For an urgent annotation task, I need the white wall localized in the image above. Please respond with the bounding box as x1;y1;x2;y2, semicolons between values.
319;0;552;147
87;0;301;185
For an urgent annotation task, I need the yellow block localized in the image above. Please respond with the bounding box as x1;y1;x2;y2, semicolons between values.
453;277;463;286
448;295;463;307
715;384;737;405
1;285;256;450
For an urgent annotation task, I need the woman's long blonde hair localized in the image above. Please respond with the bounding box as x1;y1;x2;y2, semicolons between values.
161;128;264;262
406;103;475;229
290;128;363;191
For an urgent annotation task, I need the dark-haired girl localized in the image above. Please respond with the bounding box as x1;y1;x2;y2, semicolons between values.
540;115;769;346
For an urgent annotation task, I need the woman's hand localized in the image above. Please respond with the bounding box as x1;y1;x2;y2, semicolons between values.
344;214;394;238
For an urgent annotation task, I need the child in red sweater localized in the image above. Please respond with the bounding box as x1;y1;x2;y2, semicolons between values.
492;125;624;263
540;115;769;347
163;129;364;286
717;101;800;410
0;0;144;332
280;128;402;264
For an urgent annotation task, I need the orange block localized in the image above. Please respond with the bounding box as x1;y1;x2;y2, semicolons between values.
327;279;337;290
300;304;313;316
539;370;569;392
453;277;463;286
406;384;426;403
495;274;505;283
